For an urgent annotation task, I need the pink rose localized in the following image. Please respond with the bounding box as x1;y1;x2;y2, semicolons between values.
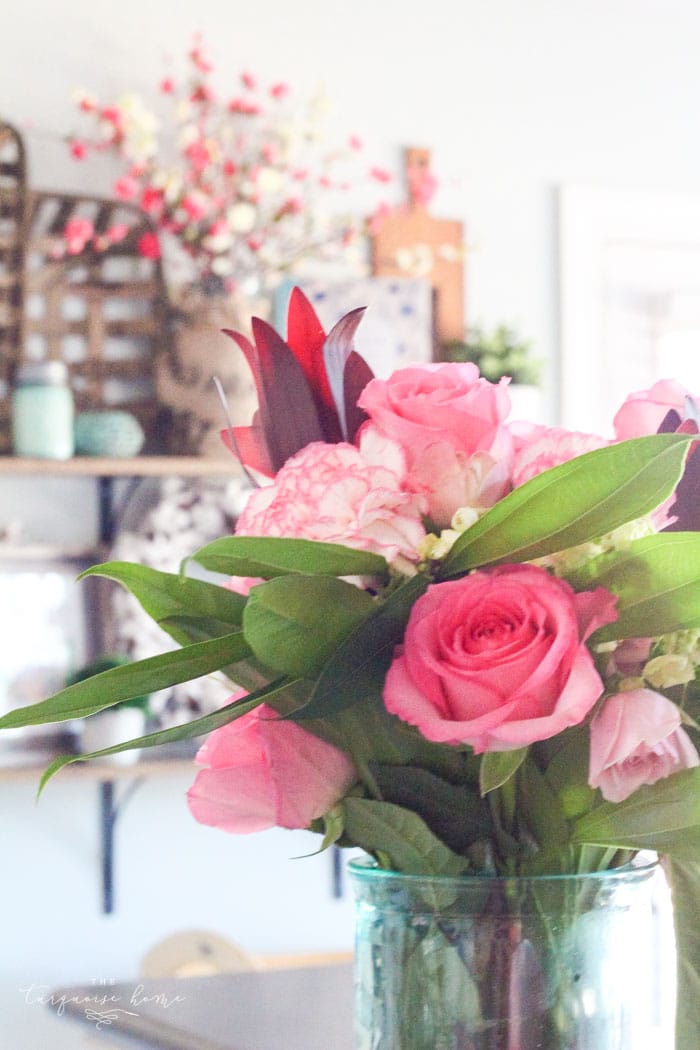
235;440;426;566
510;425;609;487
383;564;618;753
588;688;699;803
187;701;356;833
613;379;699;440
357;364;513;526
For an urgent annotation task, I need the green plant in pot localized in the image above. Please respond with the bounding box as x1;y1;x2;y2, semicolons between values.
442;324;541;386
66;656;150;766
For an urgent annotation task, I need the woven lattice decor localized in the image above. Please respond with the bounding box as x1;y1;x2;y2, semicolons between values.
21;190;173;452
0;121;27;453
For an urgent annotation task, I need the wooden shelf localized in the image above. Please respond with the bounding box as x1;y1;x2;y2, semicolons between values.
0;752;197;784
0;455;242;477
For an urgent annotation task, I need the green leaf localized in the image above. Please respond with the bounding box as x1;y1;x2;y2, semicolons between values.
81;561;246;647
516;757;571;848
572;767;700;854
341;797;468;875
665;857;700;1050
370;765;492;854
243;574;375;676
37;678;291;792
292;574;429;720
565;533;700;641
0;631;252;729
440;434;691;575
479;748;527;795
190;535;389;580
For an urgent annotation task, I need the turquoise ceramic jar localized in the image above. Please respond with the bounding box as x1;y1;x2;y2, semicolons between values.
11;361;75;459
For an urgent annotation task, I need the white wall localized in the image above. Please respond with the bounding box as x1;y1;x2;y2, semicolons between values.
1;0;699;1013
5;0;700;422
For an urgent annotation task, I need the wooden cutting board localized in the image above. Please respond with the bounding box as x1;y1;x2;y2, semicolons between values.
370;146;465;345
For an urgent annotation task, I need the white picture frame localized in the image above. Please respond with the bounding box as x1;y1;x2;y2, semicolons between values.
559;184;700;435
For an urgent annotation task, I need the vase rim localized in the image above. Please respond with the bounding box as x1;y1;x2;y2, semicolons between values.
347;852;659;885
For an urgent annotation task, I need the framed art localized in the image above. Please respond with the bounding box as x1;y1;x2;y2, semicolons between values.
274;276;436;378
560;184;700;434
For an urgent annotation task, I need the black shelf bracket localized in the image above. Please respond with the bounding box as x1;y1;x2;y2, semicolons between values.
99;776;144;914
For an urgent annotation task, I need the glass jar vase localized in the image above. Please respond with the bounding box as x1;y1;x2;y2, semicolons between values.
349;857;665;1050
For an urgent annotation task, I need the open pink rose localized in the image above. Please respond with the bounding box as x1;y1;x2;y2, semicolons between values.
187;701;356;833
357;363;513;525
235;439;426;566
383;564;618;753
588;688;699;803
613;379;698;440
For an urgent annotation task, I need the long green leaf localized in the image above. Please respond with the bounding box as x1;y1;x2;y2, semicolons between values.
440;434;691;575
38;677;292;791
342;797;468;875
292;574;429;720
479;748;527;795
565;533;700;641
0;631;252;729
243;574;375;676
81;561;247;648
190;535;389;580
665;857;700;1050
572;768;700;853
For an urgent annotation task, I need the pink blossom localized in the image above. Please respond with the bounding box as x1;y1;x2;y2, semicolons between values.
370;166;393;183
241;71;257;90
105;223;129;244
348;135;363;151
160;77;175;94
137;231;161;260
181;195;207;221
113;175;139;201
270;82;289;99
589;689;699;803
69;139;87;160
613;379;699;440
383;564;618;753
187;701;356;833
140;187;164;216
511;425;609;486
64;216;95;254
358;364;513;526
235;440;426;567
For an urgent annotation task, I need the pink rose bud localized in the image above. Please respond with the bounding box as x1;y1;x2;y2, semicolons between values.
187;702;356;834
588;688;699;803
613;379;699;440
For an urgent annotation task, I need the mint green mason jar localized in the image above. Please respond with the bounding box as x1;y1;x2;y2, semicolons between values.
11;361;75;459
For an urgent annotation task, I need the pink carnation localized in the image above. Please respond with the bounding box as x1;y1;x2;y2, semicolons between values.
589;689;699;803
235;440;426;566
511;425;609;486
187;701;356;833
358;363;513;526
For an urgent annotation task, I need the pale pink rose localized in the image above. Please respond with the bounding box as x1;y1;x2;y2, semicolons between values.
588;688;699;803
605;637;652;679
357;364;513;526
510;425;609;487
235;440;426;566
383;564;618;753
613;379;699;440
187;701;356;833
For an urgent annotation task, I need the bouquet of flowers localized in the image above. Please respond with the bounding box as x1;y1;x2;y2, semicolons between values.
2;290;699;1044
62;37;391;291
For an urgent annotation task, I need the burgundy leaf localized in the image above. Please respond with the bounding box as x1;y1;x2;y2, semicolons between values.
249;316;325;471
285;288;333;411
659;403;700;532
344;352;374;444
322;307;369;440
658;408;682;434
220;422;275;477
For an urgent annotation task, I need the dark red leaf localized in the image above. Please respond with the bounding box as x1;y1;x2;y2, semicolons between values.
322;307;369;440
660;410;700;532
220;423;275;477
344;352;374;444
658;408;682;434
285;287;334;411
249;316;325;471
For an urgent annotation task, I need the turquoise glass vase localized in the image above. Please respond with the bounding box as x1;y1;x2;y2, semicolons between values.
349;857;665;1050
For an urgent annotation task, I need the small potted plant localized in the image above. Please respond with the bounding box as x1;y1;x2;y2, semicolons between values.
66;656;150;766
442;324;541;418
